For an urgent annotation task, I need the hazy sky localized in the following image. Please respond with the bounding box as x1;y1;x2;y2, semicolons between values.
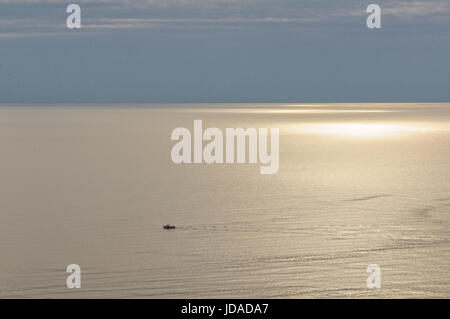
0;0;449;103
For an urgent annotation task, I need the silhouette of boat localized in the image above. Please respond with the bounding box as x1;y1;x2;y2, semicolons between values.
163;224;176;230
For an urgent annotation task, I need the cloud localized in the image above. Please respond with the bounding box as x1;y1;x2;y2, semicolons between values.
0;0;449;37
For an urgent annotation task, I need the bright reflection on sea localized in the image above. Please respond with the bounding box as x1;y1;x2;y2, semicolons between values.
186;108;393;114
288;122;441;139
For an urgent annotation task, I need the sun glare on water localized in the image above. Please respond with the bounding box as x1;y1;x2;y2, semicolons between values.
293;123;439;138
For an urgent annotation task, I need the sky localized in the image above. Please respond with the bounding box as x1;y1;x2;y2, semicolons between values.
0;0;449;103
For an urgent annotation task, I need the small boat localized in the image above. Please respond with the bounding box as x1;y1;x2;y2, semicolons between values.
163;224;176;230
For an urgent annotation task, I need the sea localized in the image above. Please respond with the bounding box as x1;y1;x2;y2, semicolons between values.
0;103;449;298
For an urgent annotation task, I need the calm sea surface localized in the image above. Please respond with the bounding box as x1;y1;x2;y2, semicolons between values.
0;103;449;298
